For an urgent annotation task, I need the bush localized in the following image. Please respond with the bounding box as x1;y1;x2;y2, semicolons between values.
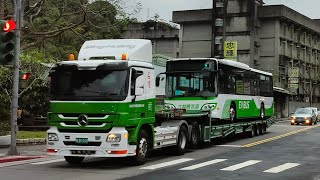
0;122;10;136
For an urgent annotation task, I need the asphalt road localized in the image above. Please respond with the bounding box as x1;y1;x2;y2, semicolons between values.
0;120;319;180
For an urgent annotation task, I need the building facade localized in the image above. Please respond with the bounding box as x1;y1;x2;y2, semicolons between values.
121;20;180;58
172;0;320;117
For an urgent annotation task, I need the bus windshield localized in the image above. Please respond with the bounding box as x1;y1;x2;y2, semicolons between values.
166;72;217;98
50;70;128;101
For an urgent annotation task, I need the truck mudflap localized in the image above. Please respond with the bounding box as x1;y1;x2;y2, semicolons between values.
46;127;136;157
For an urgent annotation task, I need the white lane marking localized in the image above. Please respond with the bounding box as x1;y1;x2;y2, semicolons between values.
216;145;242;148
263;163;300;173
31;159;65;165
180;159;227;170
140;158;193;170
220;160;262;171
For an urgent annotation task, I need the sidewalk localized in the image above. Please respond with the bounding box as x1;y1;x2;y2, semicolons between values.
0;144;47;157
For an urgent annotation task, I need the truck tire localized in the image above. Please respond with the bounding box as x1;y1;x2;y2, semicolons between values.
190;122;200;148
173;125;188;155
64;156;84;164
258;124;264;135
247;125;256;138
131;129;149;166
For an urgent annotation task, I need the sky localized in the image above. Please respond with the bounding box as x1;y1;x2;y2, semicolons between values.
135;0;319;22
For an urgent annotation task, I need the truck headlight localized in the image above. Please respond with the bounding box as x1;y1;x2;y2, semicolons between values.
47;133;59;141
107;134;121;142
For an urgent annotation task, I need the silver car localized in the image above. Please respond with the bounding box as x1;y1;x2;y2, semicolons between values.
290;108;317;125
304;107;320;122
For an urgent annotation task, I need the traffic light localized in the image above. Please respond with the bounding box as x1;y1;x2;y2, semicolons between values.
0;20;16;65
19;71;31;89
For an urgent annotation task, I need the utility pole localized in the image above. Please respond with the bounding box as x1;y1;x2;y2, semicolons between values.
222;0;228;58
211;0;217;58
211;0;228;58
7;0;22;156
0;0;4;19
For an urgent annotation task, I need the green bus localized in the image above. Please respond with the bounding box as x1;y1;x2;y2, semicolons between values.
163;58;274;122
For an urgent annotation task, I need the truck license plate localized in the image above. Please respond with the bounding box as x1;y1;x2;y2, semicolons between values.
75;138;88;144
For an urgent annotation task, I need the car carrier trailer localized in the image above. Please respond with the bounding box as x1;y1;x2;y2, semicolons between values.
46;39;275;165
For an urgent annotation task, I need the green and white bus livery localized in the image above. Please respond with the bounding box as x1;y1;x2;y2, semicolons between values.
163;58;274;122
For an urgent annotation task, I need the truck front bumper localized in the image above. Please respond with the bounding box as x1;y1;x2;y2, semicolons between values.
46;127;136;158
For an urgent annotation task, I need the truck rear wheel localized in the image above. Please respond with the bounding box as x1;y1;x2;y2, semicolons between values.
64;156;84;164
173;125;188;155
190;122;200;148
258;124;265;135
131;129;149;166
247;125;256;138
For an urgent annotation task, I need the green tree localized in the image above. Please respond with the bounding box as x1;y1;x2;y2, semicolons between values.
0;50;56;124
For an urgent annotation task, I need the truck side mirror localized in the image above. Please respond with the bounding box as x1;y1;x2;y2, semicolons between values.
135;87;144;96
156;73;165;87
156;76;160;87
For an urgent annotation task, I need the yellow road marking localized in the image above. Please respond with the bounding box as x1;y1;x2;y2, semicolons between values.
242;124;320;148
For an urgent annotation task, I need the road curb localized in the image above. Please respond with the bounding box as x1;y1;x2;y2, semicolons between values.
16;138;46;145
0;156;45;163
275;118;290;122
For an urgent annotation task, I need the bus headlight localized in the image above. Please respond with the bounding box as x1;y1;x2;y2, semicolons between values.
107;134;121;142
201;104;216;110
164;104;175;110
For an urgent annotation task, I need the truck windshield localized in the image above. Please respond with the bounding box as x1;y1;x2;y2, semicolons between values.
50;70;128;101
166;72;217;98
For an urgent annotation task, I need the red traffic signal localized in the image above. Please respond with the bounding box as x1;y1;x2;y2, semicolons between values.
21;73;31;80
2;20;16;32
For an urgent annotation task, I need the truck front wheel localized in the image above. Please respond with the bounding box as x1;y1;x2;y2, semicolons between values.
131;129;149;165
174;125;188;155
64;156;84;164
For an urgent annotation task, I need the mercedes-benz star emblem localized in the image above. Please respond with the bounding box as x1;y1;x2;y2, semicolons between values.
78;115;88;126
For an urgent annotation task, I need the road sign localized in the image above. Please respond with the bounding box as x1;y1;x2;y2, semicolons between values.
224;41;237;61
288;67;299;78
289;83;299;89
289;77;299;84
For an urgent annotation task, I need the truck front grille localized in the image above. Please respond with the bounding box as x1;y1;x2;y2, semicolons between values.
63;141;102;146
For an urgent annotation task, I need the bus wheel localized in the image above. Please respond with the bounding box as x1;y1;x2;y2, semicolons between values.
174;125;188;155
230;104;237;123
131;129;149;165
260;104;265;119
64;156;84;165
190;122;200;148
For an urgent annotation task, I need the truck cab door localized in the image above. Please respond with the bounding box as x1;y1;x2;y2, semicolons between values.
129;68;146;122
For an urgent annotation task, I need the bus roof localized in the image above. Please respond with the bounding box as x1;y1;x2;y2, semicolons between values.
217;59;250;70
250;68;273;76
168;58;272;76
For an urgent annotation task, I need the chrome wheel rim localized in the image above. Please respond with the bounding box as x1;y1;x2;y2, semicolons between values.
179;131;187;149
138;138;148;157
230;107;235;121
